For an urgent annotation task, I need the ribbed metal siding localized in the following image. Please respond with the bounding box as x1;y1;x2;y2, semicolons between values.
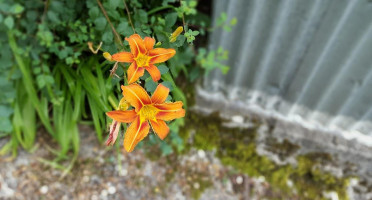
202;0;372;145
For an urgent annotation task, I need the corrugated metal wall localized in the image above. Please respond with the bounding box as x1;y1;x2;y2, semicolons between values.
201;0;372;146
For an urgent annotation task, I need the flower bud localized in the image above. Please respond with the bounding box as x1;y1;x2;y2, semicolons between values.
103;52;114;62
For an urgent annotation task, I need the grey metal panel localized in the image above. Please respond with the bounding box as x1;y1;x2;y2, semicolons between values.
202;0;372;145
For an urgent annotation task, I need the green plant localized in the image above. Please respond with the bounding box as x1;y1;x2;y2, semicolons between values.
0;0;235;167
0;0;203;157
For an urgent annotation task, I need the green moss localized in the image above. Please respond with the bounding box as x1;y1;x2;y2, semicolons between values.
180;111;352;200
189;173;213;199
265;138;300;160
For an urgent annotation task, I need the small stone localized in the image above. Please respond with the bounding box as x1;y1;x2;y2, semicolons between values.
257;176;265;183
39;185;48;194
193;182;200;189
108;186;116;194
197;150;206;158
100;189;108;197
323;191;339;200
287;179;293;187
236;176;243;185
225;180;233;192
231;115;244;123
82;176;90;183
120;168;128;176
91;194;99;200
61;195;69;200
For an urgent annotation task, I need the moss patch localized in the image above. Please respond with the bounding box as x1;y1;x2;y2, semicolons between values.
179;111;352;200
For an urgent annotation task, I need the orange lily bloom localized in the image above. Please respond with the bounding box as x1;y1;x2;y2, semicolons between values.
106;84;185;152
111;34;176;84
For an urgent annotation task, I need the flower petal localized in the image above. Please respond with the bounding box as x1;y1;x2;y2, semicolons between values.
121;84;152;112
106;120;120;146
155;101;185;121
127;62;145;84
106;110;137;123
149;48;176;64
156;110;185;121
151;84;169;104
150;119;169;140
154;101;183;110
125;34;146;57
111;52;134;62
146;64;161;82
144;37;155;51
123;117;150;152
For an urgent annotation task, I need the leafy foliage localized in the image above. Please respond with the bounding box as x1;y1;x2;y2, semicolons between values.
197;47;230;75
0;0;234;162
216;12;238;32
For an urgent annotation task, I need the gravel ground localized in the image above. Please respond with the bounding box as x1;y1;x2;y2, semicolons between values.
0;126;276;200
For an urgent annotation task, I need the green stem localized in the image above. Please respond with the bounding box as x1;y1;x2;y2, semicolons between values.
148;5;176;15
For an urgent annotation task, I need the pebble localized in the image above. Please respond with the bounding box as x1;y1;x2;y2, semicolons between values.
197;150;206;159
231;115;244;123
257;176;265;183
286;179;293;187
193;182;200;189
91;194;99;200
108;186;116;194
82;176;90;183
120;168;128;176
236;176;243;185
100;189;108;197
39;185;48;194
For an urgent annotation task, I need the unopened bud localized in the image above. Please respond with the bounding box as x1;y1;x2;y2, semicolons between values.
103;52;114;62
118;98;130;111
169;26;183;43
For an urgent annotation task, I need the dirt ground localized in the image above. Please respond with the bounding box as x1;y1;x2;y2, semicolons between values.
0;125;278;200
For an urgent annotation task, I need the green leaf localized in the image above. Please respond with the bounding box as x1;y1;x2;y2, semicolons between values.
0;117;12;132
0;14;3;23
189;0;197;7
160;142;173;156
145;79;157;93
102;30;113;43
162;81;173;91
4;16;14;29
33;67;41;74
94;17;107;31
230;17;237;25
36;75;46;88
174;35;186;47
117;21;133;36
0;105;13;117
47;11;60;23
109;0;121;10
158;65;169;74
89;7;99;19
138;9;148;23
165;12;178;27
10;4;24;14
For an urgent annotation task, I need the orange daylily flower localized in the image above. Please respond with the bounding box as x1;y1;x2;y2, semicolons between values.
106;84;185;152
111;34;176;84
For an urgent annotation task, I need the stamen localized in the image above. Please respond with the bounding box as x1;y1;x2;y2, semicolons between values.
135;54;150;67
139;105;158;122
